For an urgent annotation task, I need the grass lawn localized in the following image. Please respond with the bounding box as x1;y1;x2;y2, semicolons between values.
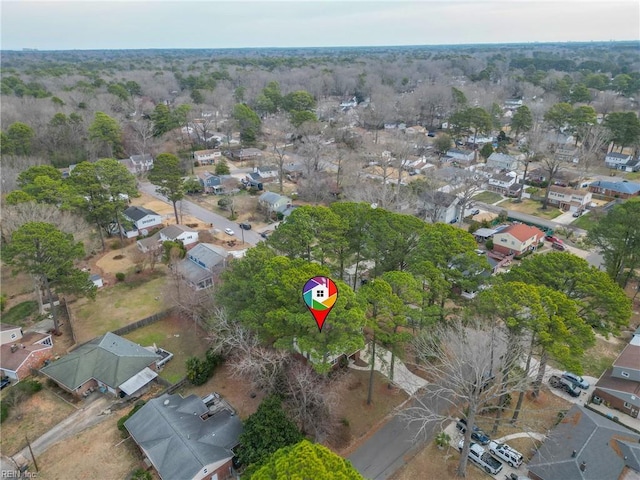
1;300;39;326
580;335;625;377
70;272;168;344
472;191;503;204
505;199;563;219
0;386;76;456
625;171;640;181
124;314;210;383
571;211;598;230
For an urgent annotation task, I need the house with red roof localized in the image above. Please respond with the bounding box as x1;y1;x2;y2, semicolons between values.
0;324;53;381
492;223;545;256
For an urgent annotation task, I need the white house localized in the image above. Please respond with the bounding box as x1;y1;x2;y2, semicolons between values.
159;225;199;247
445;149;475;163
123;206;163;237
486;152;518;171
547;186;593;212
605;152;639;172
467;135;494;144
487;173;518;195
193;149;221;165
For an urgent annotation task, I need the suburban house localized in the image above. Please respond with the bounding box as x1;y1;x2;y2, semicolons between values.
123;206;163;237
120;154;154;175
0;324;53;381
555;147;580;164
138;224;200;253
40;332;164;398
404;158;436;175
605;152;634;170
243;173;264;191
527;405;640;480
593;327;640;419
589;180;640;199
547;186;593;213
125;393;243;480
227;148;262;161
419;191;459;224
445;149;475;163
486;152;519;171
198;172;228;194
492;223;545;256
340;96;358;109
254;165;279;182
258;191;292;218
178;243;230;290
503;99;523;109
284;163;305;181
487;172;519;196
194;149;222;166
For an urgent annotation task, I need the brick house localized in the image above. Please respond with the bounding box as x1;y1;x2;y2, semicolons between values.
125;393;243;480
0;325;53;381
492;224;545;256
593;327;640;419
589;180;640;199
40;332;161;398
547;186;593;213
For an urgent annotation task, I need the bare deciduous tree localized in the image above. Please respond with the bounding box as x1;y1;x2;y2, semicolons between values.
401;319;527;477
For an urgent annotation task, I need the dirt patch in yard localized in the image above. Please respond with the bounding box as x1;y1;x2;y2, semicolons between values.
35;415;144;480
332;369;409;456
1;387;76;456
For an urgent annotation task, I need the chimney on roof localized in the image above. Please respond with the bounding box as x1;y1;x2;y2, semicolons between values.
580;462;586;472
572;450;577;458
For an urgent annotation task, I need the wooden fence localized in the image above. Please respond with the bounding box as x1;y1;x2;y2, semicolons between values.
111;309;174;336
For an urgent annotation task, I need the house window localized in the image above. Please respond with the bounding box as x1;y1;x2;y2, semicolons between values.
204;469;208;474
10;333;17;339
621;371;630;378
624;402;632;409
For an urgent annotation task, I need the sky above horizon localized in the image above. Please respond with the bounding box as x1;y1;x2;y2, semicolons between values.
1;1;639;51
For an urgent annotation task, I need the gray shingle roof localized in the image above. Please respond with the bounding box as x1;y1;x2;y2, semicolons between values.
161;224;196;240
527;405;640;480
125;393;242;480
40;332;159;390
124;206;159;222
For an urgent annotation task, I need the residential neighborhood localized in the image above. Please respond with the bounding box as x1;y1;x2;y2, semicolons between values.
1;32;640;480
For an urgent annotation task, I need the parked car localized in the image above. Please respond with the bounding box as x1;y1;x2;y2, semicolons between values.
427;131;436;137
549;374;581;397
456;418;491;445
0;376;10;390
224;228;235;235
562;371;590;389
239;222;252;230
545;234;563;245
260;231;270;239
458;439;503;475
551;242;566;251
449;217;459;224
470;209;480;215
572;210;583;217
488;441;523;468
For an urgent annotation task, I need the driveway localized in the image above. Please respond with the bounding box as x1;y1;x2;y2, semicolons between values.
348;385;450;480
138;182;263;245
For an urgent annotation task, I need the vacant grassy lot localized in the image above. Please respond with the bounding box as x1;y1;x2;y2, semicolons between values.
70;271;168;344
124;314;210;383
1;265;34;301
506;199;563;219
0;387;76;456
580;335;626;377
472;191;503;204
571;211;599;230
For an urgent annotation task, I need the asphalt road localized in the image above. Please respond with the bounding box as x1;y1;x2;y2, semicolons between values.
348;386;451;480
137;182;264;245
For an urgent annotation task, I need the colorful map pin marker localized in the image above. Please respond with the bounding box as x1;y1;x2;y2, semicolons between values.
303;276;338;332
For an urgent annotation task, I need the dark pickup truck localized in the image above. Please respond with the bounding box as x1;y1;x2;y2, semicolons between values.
549;374;581;397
